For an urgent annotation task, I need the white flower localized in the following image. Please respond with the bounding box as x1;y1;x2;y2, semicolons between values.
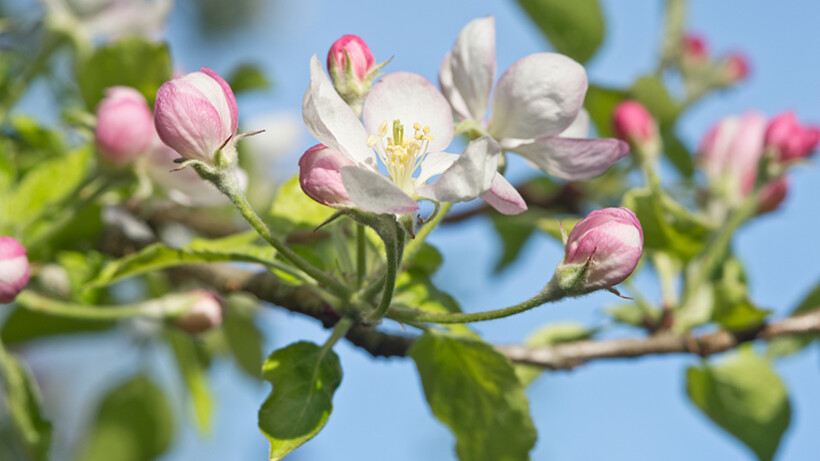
299;56;499;215
440;16;629;213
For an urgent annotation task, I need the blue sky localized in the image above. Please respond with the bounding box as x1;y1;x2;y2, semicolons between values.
16;1;820;460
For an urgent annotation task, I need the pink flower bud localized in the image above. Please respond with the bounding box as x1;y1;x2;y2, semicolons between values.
327;34;375;82
298;144;356;208
764;112;820;161
699;112;766;203
154;67;239;164
95;87;155;165
0;237;30;304
683;33;708;63
174;290;223;334
757;177;788;214
723;53;750;82
556;207;643;293
612;100;658;147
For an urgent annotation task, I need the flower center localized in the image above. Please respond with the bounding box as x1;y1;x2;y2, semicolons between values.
367;119;435;193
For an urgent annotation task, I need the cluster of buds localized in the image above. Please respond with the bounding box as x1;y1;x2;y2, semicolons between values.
552;208;644;296
326;35;388;117
0;237;30;304
611;100;659;165
699;111;818;213
680;32;750;89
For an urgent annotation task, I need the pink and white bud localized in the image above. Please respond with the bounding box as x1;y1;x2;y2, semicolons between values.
95;87;155;165
683;33;708;64
327;34;375;83
764;112;820;161
154;67;239;165
0;237;30;304
757;176;788;214
298;144;356;209
612;100;658;156
723;53;750;83
554;207;643;294
174;290;223;334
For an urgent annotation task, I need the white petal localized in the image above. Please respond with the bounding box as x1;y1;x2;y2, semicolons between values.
415;136;499;203
363;72;454;153
559;108;590;138
303;56;376;168
416;152;459;184
449;16;496;122
511;137;629;181
340;166;419;215
439;53;472;121
487;53;588;142
481;173;527;215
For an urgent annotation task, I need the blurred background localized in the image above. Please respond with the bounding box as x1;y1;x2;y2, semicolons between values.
2;0;819;459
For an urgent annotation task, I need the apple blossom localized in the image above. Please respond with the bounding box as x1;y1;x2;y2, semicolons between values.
0;237;30;304
612;100;659;158
299;55;500;215
553;207;643;294
439;16;628;214
95;86;155;165
154;67;239;166
764;112;819;161
174;290;223;334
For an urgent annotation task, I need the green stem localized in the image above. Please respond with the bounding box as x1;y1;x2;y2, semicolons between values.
15;291;194;321
402;202;452;268
212;169;352;299
356;223;366;288
389;279;566;324
365;222;404;322
319;316;355;357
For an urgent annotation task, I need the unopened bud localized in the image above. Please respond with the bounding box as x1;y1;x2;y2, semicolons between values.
0;237;30;304
298;144;356;209
612;100;659;161
174;290;223;334
682;33;708;65
757;177;788;214
764;111;820;162
154;67;239;166
722;53;750;83
326;35;384;116
95;87;155;165
553;208;643;295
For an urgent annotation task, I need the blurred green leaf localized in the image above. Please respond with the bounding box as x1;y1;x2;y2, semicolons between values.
536;216;580;242
78;375;174;461
403;242;444;275
607;302;660;329
490;212;537;273
622;187;711;261
584;85;627;138
228;63;271;94
660;127;694;178
87;231;275;288
259;341;342;460
223;294;265;380
712;258;770;331
686;350;790;461
269;175;335;235
9;116;65;158
394;271;473;337
410;332;536;461
514;0;605;63
767;281;820;358
0;345;51;461
629;76;680;125
515;322;594;386
167;331;213;434
77;38;173;108
0;307;115;346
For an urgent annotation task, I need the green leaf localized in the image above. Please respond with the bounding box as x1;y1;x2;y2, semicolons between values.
0;346;51;461
514;0;605;63
535;216;581;242
87;231;275;288
660;127;695;178
259;341;342;460
0;147;91;236
0;307;115;346
227;63;271;94
686;350;790;461
78;375;174;461
223;294;265;379
269;175;335;234
516;323;594;386
77;38;173;108
629;76;680;125
622;187;711;261
393;271;474;337
403;242;444;275
767;281;820;358
607;301;661;328
409;332;536;461
712;258;770;331
491;212;537;273
167;331;213;434
584;85;627;138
